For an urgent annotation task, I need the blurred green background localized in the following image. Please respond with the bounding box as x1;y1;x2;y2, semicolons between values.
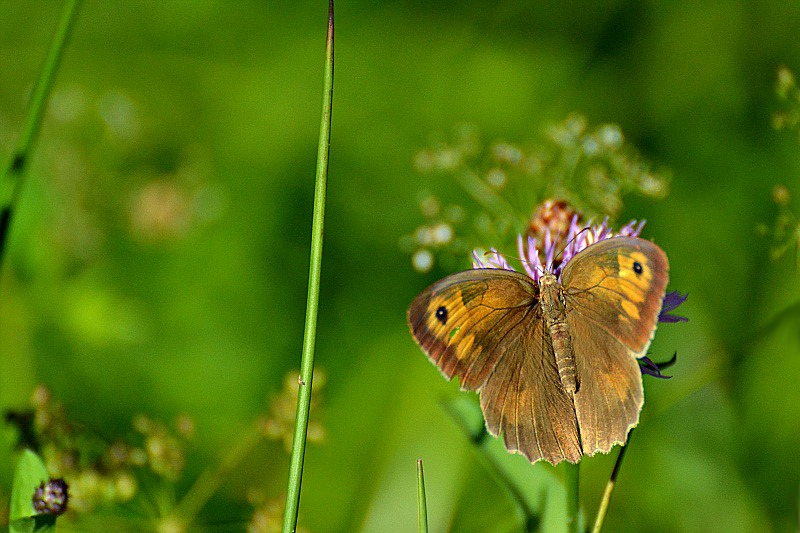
2;1;800;532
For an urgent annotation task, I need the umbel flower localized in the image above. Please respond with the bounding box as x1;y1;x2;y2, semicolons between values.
472;216;687;375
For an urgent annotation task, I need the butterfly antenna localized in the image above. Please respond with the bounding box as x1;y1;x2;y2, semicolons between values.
474;248;515;270
554;225;592;265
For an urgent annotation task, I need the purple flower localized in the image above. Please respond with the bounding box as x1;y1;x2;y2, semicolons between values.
472;217;688;323
473;216;645;279
32;478;68;516
639;353;677;379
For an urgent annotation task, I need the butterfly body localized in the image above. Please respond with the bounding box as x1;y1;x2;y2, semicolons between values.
408;236;669;464
539;272;578;395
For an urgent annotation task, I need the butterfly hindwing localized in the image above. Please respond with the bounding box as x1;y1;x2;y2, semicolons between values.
480;326;582;463
567;317;644;455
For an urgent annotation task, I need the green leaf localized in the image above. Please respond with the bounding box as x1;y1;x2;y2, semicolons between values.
9;516;56;533
9;449;56;533
10;449;48;521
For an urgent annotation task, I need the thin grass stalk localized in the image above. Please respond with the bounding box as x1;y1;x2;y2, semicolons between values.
417;459;428;533
170;420;263;527
591;434;631;533
0;0;82;265
441;403;538;528
565;461;580;533
282;1;334;531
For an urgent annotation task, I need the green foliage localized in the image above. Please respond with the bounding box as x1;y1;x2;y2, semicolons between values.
9;450;55;533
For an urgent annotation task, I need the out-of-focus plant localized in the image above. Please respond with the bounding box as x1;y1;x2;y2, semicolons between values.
772;65;800;137
757;183;799;263
3;370;324;531
246;491;310;533
761;66;800;263
403;114;670;272
261;370;327;453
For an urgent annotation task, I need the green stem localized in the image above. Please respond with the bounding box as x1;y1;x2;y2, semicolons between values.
442;400;538;529
0;0;82;265
170;421;263;527
564;462;580;533
282;1;334;532
417;459;428;533
591;434;631;533
455;170;520;229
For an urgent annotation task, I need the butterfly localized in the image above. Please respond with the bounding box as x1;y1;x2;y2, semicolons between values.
407;236;669;464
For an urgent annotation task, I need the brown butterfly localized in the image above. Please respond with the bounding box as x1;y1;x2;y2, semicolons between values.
407;236;668;464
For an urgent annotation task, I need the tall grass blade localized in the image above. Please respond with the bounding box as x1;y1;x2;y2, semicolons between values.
282;1;334;531
417;459;428;533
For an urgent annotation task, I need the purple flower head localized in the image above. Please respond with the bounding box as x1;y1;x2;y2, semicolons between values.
471;218;688;324
32;478;68;516
473;216;645;280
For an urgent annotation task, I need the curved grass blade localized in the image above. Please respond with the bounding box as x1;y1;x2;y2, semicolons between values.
0;0;82;266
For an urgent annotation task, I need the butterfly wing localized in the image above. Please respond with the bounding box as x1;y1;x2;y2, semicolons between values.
408;269;582;464
560;237;669;455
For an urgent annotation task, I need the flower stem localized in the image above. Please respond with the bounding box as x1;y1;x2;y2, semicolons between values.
591;433;632;533
282;1;334;532
442;400;539;528
564;462;580;533
0;0;82;266
455;170;520;229
170;420;263;527
417;459;428;533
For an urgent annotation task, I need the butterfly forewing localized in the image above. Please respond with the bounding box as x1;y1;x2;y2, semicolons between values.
560;237;669;353
408;269;582;464
408;270;536;388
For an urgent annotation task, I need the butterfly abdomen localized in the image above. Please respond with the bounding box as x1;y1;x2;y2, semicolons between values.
540;273;579;394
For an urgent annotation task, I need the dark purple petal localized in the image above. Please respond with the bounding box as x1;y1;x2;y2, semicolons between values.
639;353;677;379
659;291;688;323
